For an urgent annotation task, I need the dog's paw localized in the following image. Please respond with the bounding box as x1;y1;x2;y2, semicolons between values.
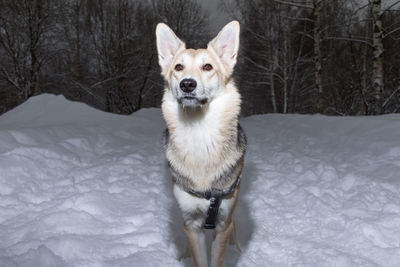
178;246;191;261
229;239;242;253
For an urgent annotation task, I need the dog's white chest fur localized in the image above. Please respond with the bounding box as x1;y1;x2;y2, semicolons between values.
173;103;221;162
163;89;241;190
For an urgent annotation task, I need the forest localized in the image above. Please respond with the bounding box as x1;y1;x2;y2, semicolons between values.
0;0;399;116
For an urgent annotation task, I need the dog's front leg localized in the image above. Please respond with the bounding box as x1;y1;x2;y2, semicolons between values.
229;220;241;252
211;221;233;267
184;225;208;267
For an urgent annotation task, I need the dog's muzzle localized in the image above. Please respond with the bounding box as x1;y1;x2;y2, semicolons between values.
177;78;208;107
178;96;208;106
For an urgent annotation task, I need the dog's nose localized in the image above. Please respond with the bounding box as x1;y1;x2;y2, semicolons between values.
180;78;197;93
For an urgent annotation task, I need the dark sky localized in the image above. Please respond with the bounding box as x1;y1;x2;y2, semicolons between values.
201;0;400;35
201;0;232;34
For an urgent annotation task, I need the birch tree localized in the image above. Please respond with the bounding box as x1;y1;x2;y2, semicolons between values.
371;0;384;114
381;6;400;113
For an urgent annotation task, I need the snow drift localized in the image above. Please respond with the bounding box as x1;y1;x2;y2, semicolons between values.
0;94;399;266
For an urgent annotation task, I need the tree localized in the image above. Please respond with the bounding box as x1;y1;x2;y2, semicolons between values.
382;6;400;113
0;0;59;100
222;0;317;114
313;0;323;113
371;0;384;114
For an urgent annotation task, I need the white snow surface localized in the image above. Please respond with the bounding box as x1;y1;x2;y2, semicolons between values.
1;94;400;267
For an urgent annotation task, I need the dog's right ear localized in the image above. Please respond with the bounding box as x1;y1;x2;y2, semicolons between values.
156;23;185;73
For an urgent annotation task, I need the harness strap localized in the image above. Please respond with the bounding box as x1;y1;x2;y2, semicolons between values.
184;175;241;229
187;175;241;200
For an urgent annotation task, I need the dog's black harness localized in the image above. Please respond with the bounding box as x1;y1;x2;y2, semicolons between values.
184;175;241;229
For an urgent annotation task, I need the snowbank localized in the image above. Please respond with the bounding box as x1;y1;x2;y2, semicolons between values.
0;94;399;266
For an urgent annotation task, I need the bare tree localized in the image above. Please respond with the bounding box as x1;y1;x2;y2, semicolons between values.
313;0;323;113
224;0;316;114
371;0;384;114
0;0;58;100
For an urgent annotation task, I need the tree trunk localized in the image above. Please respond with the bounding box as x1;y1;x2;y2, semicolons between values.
268;6;277;113
136;53;155;112
282;9;289;114
314;0;323;113
269;67;278;113
269;58;277;113
371;0;384;114
73;1;82;82
360;14;370;115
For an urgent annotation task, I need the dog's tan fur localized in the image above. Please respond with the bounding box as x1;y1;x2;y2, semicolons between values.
156;21;245;267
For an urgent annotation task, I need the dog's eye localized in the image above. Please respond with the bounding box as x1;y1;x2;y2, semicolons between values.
174;64;184;71
202;64;213;71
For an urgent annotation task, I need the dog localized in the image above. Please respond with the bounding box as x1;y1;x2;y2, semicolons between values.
156;21;246;267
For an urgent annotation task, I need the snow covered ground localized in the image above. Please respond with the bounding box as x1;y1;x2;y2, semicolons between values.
0;94;400;267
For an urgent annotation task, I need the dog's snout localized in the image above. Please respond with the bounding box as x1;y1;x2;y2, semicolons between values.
180;78;197;93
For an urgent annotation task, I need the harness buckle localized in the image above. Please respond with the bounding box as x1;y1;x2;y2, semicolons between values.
203;196;222;229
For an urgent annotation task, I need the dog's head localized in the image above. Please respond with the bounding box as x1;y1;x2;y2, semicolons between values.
156;21;240;108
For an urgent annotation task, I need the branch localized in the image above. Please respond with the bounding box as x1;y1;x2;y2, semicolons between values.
325;36;373;47
278;14;314;23
383;87;400;108
382;1;400;13
242;55;270;72
71;80;106;105
383;27;400;38
274;0;313;9
0;65;23;92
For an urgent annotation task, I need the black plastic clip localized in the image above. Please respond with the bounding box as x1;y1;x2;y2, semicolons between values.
203;196;222;229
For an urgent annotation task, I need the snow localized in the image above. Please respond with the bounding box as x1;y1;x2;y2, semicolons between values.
1;94;400;266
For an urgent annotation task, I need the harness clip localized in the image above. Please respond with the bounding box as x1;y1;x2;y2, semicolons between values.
203;196;222;229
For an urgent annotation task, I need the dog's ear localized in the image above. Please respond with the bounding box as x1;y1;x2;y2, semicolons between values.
208;21;240;72
156;23;185;73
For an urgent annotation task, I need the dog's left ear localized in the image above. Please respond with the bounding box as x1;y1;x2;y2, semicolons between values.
208;21;240;72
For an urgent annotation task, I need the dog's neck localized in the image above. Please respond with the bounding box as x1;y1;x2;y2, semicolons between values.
162;83;243;191
177;105;209;123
